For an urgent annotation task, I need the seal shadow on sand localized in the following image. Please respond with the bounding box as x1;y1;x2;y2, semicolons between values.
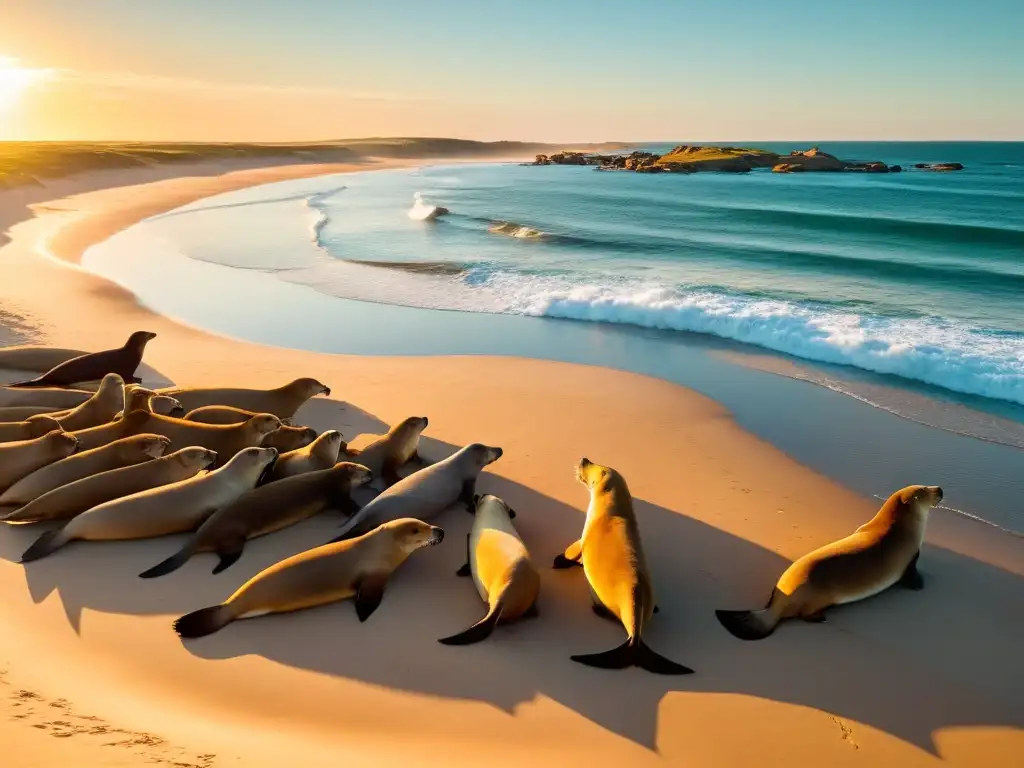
0;399;1020;755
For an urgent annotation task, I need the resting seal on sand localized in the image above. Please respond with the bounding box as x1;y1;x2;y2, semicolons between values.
2;446;214;524
19;446;277;562
172;517;444;638
26;373;125;432
119;411;281;467
0;386;94;410
715;484;944;641
0;433;170;508
261;424;318;453
0;429;80;495
329;442;503;542
161;378;330;419
0;405;65;421
140;461;373;578
5;332;157;388
0;415;62;444
553;457;693;675
268;429;346;482
438;493;540;645
344;416;428;486
116;385;183;418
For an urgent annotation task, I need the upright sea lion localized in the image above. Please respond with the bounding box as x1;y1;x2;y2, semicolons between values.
140;461;374;578
19;446;277;562
0;430;80;495
715;484;945;641
172;517;444;638
161;378;330;419
344;416;428;486
6;332;157;388
0;386;93;409
438;493;540;645
0;416;62;444
0;433;170;508
119;411;281;467
268;430;345;482
329;442;503;542
26;373;125;432
262;424;318;453
2;446;214;524
553;457;693;675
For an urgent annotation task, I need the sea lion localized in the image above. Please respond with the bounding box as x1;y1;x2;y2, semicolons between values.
116;385;184;418
262;424;318;453
329;442;503;543
0;430;80;495
438;493;540;645
344;416;428;486
6;332;157;388
0;346;91;374
68;411;140;451
2;446;214;524
715;484;945;641
0;405;64;421
161;378;330;419
183;405;285;425
26;373;125;432
0;386;93;409
172;517;444;639
0;433;171;508
0;416;62;444
118;411;281;467
140;461;374;578
269;429;345;482
19;446;277;562
553;457;693;675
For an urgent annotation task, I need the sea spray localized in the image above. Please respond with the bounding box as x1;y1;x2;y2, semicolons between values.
408;192;448;221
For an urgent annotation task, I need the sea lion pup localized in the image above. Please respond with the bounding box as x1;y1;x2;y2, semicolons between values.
262;424;318;453
140;461;374;578
553;457;693;675
0;429;80;495
0;386;93;409
715;484;945;641
161;378;331;419
438;494;540;646
269;429;345;482
329;442;504;543
119;411;281;468
19;446;277;562
0;434;171;508
344;416;429;486
6;331;157;388
26;373;125;432
172;517;444;639
2;446;213;524
0;415;62;444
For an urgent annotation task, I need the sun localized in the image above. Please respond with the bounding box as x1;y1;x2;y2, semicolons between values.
0;56;40;111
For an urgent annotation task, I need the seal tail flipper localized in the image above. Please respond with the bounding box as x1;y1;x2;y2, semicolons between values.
139;542;197;579
211;538;246;575
437;602;504;646
172;604;232;639
19;528;71;563
714;608;778;641
570;638;694;675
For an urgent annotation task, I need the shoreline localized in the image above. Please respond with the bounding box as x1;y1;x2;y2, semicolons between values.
0;158;1021;766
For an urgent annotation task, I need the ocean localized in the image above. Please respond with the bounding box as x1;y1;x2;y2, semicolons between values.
82;142;1024;531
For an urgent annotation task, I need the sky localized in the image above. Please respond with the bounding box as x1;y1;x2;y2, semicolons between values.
0;0;1022;142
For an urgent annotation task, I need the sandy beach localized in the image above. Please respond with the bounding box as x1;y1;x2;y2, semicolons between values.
0;157;1020;767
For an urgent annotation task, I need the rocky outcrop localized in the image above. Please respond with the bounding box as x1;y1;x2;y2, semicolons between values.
915;162;964;172
655;145;779;172
846;161;890;173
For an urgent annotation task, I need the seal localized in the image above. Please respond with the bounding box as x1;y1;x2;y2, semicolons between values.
268;429;345;482
0;433;171;508
0;345;91;374
161;378;330;419
0;386;94;410
552;457;693;675
0;416;62;444
1;446;214;524
26;373;125;432
140;461;374;578
5;332;157;388
438;493;540;645
116;385;184;418
68;410;143;452
329;442;503;542
0;429;80;495
262;424;318;453
344;416;429;486
172;517;444;638
119;411;281;467
715;484;944;641
0;405;63;421
183;405;284;425
19;446;277;562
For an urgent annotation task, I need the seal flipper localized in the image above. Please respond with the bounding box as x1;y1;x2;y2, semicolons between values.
899;551;924;590
173;604;232;639
139;541;198;578
715;608;778;641
570;637;694;675
455;533;472;576
459;478;476;509
437;602;504;646
19;528;71;563
552;538;583;569
211;536;247;575
354;572;389;622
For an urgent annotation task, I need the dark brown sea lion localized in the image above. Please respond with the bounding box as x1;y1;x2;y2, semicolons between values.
6;332;157;389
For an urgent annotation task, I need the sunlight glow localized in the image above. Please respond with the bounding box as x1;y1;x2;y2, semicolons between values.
0;57;41;112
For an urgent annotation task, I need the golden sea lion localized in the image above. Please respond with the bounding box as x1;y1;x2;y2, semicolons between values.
0;386;94;410
119;410;281;467
715;484;944;641
344;416;428;486
0;405;64;421
116;385;184;418
0;415;62;444
0;430;80;495
161;378;330;419
261;423;318;453
269;429;345;482
172;517;444;638
26;373;125;432
438;493;540;645
6;332;157;388
183;405;285;425
553;457;693;675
